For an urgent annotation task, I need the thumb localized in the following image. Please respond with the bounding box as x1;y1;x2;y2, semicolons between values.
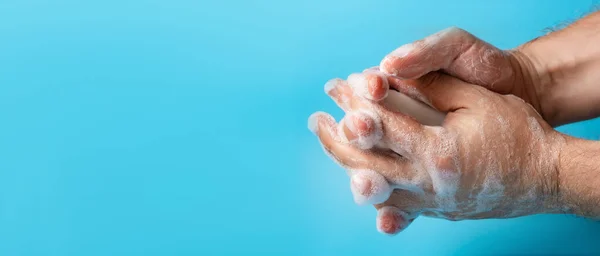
380;27;515;92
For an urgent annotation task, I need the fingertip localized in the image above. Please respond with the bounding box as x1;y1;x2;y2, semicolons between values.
324;78;343;95
347;72;390;101
307;112;321;134
307;111;335;135
340;111;382;150
376;206;411;235
350;174;373;205
347;73;369;98
350;170;392;205
324;78;354;111
379;56;398;76
367;74;389;101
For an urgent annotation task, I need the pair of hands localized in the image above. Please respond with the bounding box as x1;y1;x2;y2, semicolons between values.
308;27;567;234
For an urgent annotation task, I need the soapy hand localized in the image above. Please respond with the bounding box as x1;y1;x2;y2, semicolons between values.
309;70;566;234
369;27;546;125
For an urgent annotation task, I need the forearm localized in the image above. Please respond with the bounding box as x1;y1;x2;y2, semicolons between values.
558;134;600;218
517;11;600;126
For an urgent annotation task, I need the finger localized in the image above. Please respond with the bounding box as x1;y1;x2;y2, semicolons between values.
307;112;414;181
375;206;417;235
324;78;354;111
380;27;471;79
357;67;401;100
347;70;389;101
373;189;425;235
339;110;383;150
366;101;430;158
350;164;432;206
308;112;413;205
325;78;387;150
349;170;392;205
325;76;381;115
380;27;515;90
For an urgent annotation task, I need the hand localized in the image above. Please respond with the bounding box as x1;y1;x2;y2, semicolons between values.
358;27;546;125
308;71;567;234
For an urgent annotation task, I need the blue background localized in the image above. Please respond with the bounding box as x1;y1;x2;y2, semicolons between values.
1;0;600;255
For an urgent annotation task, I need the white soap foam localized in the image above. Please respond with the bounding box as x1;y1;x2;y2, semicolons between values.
350;170;392;205
347;71;390;101
324;78;341;95
307;112;324;134
309;113;395;206
474;177;505;213
342;110;383;150
347;73;372;100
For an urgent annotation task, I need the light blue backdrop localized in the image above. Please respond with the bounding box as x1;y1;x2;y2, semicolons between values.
1;0;600;255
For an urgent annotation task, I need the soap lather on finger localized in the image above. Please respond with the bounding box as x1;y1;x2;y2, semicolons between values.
339;111;383;150
347;71;389;102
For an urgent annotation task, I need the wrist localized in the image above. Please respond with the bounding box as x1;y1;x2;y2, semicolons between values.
557;134;600;218
514;11;600;126
507;48;554;124
532;130;568;215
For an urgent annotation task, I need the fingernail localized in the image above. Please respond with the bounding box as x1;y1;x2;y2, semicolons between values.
307;112;322;134
376;206;408;235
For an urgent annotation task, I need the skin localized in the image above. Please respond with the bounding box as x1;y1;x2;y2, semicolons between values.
309;11;600;234
378;11;600;127
311;72;567;233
